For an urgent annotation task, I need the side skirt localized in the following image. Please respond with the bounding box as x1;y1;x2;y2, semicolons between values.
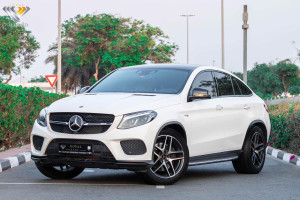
189;150;242;166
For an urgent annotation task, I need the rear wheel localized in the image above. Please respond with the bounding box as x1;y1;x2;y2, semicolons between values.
232;126;266;174
138;128;189;185
35;162;84;179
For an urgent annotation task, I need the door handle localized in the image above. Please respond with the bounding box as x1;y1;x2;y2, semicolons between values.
244;105;250;110
216;105;223;110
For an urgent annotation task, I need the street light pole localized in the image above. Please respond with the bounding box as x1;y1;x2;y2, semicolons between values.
242;5;249;84
57;0;62;94
180;14;195;64
221;0;225;69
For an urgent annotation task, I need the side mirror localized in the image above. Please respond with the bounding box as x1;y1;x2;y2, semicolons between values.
189;88;211;101
80;86;91;94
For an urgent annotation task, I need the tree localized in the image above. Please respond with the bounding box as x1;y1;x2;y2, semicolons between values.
233;60;299;98
0;16;40;84
46;14;178;92
45;41;94;93
289;85;300;96
288;75;300;96
29;75;47;83
273;59;299;96
248;63;282;97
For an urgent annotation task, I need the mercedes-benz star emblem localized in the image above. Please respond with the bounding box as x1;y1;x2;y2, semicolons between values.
68;115;84;132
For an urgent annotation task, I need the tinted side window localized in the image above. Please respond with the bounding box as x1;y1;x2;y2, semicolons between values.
213;72;234;96
235;78;252;95
231;76;242;95
190;71;217;97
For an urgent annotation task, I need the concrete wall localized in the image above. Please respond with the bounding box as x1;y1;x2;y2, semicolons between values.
264;96;300;105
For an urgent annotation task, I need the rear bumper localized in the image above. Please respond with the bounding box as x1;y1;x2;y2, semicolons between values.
31;155;153;171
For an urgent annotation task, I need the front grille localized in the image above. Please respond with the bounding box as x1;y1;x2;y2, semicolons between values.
45;139;115;160
33;135;44;151
120;140;147;155
49;113;114;134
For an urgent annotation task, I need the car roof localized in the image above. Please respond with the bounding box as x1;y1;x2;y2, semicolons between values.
121;64;199;71
120;64;232;73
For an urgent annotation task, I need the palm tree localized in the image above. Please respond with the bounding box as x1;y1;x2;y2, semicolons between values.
45;41;94;94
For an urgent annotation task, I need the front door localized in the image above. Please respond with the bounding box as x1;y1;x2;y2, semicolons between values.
182;71;225;157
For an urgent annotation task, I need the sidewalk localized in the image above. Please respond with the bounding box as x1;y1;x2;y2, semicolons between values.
0;144;31;160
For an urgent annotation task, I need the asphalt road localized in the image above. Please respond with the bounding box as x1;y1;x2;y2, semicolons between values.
0;155;299;200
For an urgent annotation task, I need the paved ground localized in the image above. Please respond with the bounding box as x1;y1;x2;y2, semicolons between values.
0;144;30;160
0;155;299;200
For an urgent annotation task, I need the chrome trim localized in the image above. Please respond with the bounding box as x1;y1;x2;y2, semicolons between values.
83;122;113;126
188;156;239;166
49;121;68;125
49;121;112;126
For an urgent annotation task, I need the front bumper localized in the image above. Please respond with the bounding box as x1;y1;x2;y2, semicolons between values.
32;155;153;171
30;114;161;162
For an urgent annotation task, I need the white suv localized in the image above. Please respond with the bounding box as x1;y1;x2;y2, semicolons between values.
31;64;270;185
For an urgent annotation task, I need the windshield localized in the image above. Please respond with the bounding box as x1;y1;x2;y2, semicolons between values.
89;67;192;94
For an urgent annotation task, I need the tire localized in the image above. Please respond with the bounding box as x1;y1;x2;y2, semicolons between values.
232;126;266;174
35;162;84;179
138;128;189;185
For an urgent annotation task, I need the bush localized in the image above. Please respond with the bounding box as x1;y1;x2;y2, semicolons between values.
0;83;66;150
268;102;300;155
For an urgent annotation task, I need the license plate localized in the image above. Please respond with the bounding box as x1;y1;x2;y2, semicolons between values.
58;143;93;155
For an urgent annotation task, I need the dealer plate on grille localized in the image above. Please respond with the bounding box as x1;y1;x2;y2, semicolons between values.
58;143;93;154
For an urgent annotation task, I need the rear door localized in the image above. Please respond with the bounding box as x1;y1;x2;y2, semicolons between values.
212;71;240;152
226;76;254;150
213;71;254;151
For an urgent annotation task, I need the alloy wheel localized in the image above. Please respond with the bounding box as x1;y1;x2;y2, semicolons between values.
250;132;265;168
151;135;185;179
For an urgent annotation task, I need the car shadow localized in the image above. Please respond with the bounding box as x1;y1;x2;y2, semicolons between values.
182;166;237;182
37;164;237;185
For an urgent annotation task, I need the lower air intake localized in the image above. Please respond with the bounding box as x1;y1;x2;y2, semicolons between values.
33;135;44;151
120;140;147;155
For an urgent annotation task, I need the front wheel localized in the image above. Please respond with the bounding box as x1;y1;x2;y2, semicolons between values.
232;126;266;174
138;128;189;185
35;162;84;179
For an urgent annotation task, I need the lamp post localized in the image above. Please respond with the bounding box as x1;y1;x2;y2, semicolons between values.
242;5;249;84
221;0;225;69
180;14;195;64
57;0;62;94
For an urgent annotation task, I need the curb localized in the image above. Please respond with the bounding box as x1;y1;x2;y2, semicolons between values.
266;146;300;167
0;152;31;172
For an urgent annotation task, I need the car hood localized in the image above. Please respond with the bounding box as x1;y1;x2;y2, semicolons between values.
48;93;181;116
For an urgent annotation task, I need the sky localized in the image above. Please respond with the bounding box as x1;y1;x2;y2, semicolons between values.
1;0;299;83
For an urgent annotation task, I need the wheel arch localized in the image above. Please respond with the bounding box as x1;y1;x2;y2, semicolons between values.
243;120;268;147
157;121;187;141
151;121;188;161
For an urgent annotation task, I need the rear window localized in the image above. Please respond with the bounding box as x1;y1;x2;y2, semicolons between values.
231;76;242;95
232;76;252;95
213;72;234;96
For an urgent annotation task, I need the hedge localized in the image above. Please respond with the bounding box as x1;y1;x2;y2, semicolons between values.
268;102;300;155
0;83;66;150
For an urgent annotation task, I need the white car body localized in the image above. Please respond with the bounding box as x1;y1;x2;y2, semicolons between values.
31;65;270;169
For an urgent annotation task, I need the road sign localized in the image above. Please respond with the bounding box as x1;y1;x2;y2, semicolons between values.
45;75;58;88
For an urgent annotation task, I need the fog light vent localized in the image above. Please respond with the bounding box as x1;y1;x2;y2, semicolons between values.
120;140;146;155
33;135;44;151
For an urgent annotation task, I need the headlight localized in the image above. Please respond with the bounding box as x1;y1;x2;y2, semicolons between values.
118;110;157;129
37;108;48;127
